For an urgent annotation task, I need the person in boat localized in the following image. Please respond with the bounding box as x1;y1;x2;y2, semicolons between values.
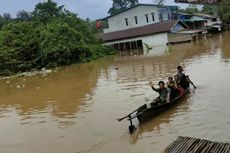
177;66;190;90
166;77;173;87
174;75;185;95
149;81;170;103
176;83;185;95
174;74;179;82
168;81;180;100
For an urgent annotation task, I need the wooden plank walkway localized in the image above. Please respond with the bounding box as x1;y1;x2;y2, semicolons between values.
164;136;230;153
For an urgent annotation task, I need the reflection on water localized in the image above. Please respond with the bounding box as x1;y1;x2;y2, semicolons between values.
0;31;229;153
0;62;105;126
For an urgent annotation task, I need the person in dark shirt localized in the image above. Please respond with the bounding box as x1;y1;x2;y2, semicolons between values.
177;66;190;90
168;81;180;100
149;81;170;103
174;74;185;95
166;76;173;87
174;74;179;83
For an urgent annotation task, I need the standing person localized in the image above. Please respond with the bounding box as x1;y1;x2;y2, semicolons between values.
149;81;170;103
177;66;190;90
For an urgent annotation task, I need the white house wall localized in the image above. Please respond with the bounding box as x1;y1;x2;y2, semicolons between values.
141;33;168;49
103;5;160;33
104;33;168;51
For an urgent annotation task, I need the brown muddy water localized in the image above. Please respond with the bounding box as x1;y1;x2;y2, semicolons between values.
0;31;230;153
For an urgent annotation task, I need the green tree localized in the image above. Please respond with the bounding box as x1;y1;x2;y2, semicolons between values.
0;14;13;30
2;13;11;20
0;0;113;75
108;0;139;15
0;22;41;73
32;0;64;22
16;10;31;21
184;4;199;14
201;5;218;15
218;0;230;24
201;0;230;24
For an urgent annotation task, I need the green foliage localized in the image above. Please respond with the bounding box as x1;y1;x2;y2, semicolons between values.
16;10;31;21
2;13;11;20
201;1;230;24
0;0;113;75
218;0;230;23
32;0;64;23
201;5;218;15
0;14;14;30
108;0;139;15
183;4;200;14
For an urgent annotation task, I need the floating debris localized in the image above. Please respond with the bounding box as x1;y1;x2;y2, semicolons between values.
0;68;53;80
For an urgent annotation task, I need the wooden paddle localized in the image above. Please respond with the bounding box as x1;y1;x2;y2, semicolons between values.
117;108;140;122
186;75;196;89
117;82;155;122
190;81;197;89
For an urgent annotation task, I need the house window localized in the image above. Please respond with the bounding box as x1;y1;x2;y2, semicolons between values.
134;16;138;24
125;18;128;26
145;14;149;23
151;13;155;22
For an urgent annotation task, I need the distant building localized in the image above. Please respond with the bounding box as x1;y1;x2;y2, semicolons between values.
176;13;206;30
102;4;178;33
194;13;222;32
101;20;189;53
99;4;192;54
176;12;222;32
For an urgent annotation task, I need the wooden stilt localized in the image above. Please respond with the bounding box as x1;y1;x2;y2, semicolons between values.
129;41;132;55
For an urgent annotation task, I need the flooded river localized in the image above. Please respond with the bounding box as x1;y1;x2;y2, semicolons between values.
0;31;230;153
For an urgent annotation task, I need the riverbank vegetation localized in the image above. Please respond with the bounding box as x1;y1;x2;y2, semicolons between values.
0;0;113;76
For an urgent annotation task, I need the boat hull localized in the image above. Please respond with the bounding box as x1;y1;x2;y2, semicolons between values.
136;89;189;124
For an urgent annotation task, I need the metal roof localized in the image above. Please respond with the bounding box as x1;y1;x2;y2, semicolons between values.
182;19;207;22
101;20;188;42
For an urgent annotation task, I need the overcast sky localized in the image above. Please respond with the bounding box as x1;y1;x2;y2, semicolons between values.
0;0;189;20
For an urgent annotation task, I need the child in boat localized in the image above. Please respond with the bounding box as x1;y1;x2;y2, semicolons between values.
149;81;170;103
168;81;180;100
174;75;185;95
174;75;180;86
166;77;173;87
178;86;185;95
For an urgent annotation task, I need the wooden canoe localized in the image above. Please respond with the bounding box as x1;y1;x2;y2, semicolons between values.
127;89;190;133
